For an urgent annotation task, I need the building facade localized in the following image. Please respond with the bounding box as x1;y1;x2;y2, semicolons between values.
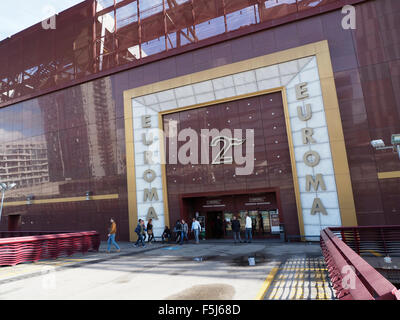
0;0;399;241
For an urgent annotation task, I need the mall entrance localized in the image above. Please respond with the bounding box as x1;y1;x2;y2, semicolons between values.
205;211;224;239
180;188;283;239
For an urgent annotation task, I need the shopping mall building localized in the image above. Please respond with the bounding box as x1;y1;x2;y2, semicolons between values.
0;0;399;241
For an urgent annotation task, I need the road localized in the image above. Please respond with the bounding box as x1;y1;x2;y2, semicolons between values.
0;240;333;300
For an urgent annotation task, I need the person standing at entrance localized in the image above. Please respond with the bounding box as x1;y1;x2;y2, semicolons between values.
191;218;201;244
258;213;264;235
107;218;121;253
245;213;253;243
180;219;189;245
216;216;223;238
231;215;242;244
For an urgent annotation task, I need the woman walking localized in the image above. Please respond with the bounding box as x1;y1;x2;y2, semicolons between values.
107;218;121;253
147;219;154;243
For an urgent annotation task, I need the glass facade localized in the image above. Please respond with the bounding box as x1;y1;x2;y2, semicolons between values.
0;0;344;106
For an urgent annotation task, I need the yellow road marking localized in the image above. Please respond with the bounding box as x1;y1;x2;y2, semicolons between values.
255;266;279;300
362;250;383;257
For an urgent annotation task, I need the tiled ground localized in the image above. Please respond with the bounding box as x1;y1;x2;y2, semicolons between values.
265;257;335;300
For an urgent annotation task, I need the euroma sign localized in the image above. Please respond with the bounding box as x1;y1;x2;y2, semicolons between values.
295;82;329;217
289;80;341;237
124;41;357;240
137;114;254;223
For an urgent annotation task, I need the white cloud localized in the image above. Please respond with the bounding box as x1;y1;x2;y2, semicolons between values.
0;128;24;143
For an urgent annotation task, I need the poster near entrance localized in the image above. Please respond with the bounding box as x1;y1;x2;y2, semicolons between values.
239;210;248;231
259;211;271;234
270;210;280;234
224;213;233;237
249;210;258;231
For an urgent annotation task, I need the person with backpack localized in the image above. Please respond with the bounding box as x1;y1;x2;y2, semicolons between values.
134;219;146;248
173;220;182;243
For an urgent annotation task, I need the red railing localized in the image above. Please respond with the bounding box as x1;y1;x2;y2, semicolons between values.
329;225;400;257
320;227;399;300
0;231;100;266
0;231;74;238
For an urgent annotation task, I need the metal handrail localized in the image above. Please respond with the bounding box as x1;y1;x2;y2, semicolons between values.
329;225;400;257
0;231;75;238
0;231;100;266
321;227;398;300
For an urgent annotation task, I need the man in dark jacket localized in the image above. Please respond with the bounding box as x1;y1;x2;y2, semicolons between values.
231;215;242;244
162;226;171;243
173;220;182;243
180;219;189;245
134;219;146;248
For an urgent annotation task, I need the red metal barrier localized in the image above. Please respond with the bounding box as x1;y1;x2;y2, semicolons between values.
0;231;74;238
329;225;400;257
0;231;100;266
321;228;398;300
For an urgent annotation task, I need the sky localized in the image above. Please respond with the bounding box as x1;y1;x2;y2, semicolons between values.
0;0;84;41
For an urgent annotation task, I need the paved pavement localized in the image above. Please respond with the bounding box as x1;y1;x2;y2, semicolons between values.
264;257;334;300
0;240;334;300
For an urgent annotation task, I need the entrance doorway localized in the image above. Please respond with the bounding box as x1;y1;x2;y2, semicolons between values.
181;188;283;239
205;211;224;239
8;215;21;231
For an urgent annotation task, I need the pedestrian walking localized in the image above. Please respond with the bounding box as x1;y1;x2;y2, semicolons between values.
140;219;147;242
147;219;154;243
231;215;242;244
173;220;182;243
191;217;201;244
245;213;253;243
134;219;146;248
180;219;189;245
106;218;121;253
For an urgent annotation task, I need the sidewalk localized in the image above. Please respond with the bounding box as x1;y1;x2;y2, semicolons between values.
0;240;322;288
0;240;327;299
0;241;166;285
